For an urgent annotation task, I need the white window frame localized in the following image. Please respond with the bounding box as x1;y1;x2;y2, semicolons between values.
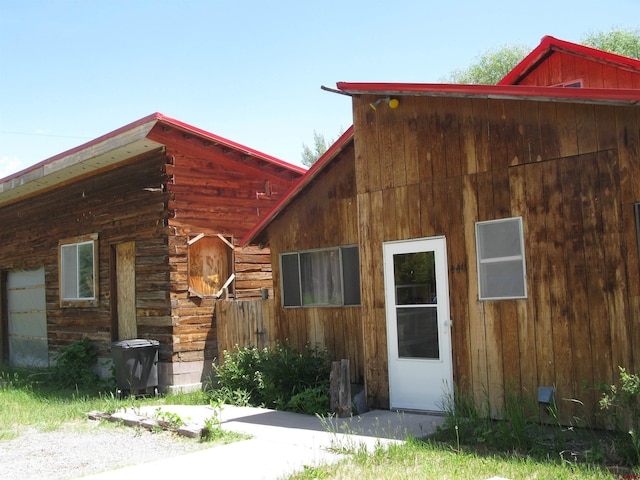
280;245;360;308
552;78;583;88
475;217;527;301
59;233;99;307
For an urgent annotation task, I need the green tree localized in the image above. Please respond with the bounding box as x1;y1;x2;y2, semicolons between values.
300;129;344;167
446;44;530;85
581;27;640;59
300;131;330;167
444;28;640;85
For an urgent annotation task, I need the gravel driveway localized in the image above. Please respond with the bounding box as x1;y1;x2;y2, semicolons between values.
0;419;211;480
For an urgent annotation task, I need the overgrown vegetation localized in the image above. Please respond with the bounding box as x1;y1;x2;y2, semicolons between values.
598;366;640;465
49;337;108;390
431;374;640;472
209;342;331;415
0;337;229;444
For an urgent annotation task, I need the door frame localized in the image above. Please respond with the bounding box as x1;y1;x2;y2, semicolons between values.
383;235;454;412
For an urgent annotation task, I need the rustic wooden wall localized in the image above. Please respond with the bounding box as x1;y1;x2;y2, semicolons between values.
158;126;303;368
265;141;365;383
517;50;640;88
353;94;640;422
0;151;173;361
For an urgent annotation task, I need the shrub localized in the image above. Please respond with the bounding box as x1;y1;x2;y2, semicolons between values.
50;337;102;390
210;342;331;415
599;366;640;465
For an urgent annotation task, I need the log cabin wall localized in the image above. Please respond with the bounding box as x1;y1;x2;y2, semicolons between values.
352;94;640;422
515;50;640;88
155;126;302;387
266;141;365;384
0;151;172;364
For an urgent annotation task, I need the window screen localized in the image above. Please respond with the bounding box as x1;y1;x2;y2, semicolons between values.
476;218;527;300
281;253;301;307
342;246;361;306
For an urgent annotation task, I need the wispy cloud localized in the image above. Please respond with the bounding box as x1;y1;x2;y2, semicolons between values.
0;156;28;179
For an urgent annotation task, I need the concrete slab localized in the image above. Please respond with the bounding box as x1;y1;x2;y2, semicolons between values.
84;405;446;479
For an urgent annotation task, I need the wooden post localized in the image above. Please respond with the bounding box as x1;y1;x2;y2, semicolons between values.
330;359;351;417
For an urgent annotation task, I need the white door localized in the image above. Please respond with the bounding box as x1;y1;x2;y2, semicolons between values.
7;267;48;367
383;237;453;411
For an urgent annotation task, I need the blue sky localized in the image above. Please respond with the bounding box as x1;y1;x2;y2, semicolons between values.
1;1;639;178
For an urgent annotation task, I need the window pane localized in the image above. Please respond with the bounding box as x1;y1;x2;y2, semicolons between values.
61;244;78;299
341;246;360;306
393;252;436;305
78;242;94;298
281;254;301;307
397;307;439;359
478;220;522;259
300;249;341;305
480;260;525;298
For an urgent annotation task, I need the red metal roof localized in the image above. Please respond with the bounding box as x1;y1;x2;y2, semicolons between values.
1;112;305;185
498;35;640;86
241;126;354;247
336;82;640;105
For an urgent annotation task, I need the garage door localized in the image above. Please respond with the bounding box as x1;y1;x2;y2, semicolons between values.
7;267;48;367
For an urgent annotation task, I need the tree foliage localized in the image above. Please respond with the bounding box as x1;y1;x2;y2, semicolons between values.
300;131;330;167
300;129;344;167
581;27;640;60
445;28;640;85
446;44;530;85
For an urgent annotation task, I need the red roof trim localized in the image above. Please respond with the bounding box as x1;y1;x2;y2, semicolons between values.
336;82;640;104
154;113;306;175
2;112;305;184
241;126;355;247
498;35;640;86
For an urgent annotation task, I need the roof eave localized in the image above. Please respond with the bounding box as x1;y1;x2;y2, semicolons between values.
336;82;640;106
0;114;163;207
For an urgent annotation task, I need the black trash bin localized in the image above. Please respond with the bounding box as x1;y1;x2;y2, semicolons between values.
111;339;159;397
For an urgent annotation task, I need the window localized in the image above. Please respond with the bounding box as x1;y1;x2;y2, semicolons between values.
59;234;98;307
281;246;360;307
552;79;583;88
476;218;527;300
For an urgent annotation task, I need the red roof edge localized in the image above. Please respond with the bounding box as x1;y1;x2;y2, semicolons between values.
241;125;355;247
2;112;306;186
498;35;640;86
154;113;306;175
336;82;640;103
1;113;162;184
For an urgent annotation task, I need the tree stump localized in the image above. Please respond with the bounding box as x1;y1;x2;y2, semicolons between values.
330;359;351;418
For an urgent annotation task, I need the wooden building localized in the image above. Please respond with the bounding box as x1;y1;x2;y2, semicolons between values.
244;36;640;422
0;113;304;391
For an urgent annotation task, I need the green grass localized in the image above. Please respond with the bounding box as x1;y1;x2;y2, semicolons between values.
289;438;618;480
0;365;219;442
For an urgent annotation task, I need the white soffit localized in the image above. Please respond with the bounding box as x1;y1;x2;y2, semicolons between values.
0;120;163;207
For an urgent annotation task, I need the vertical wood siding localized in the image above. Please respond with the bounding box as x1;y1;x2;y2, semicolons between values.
264;142;365;384
353;94;640;422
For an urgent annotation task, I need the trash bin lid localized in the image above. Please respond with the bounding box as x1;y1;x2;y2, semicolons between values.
111;338;159;349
